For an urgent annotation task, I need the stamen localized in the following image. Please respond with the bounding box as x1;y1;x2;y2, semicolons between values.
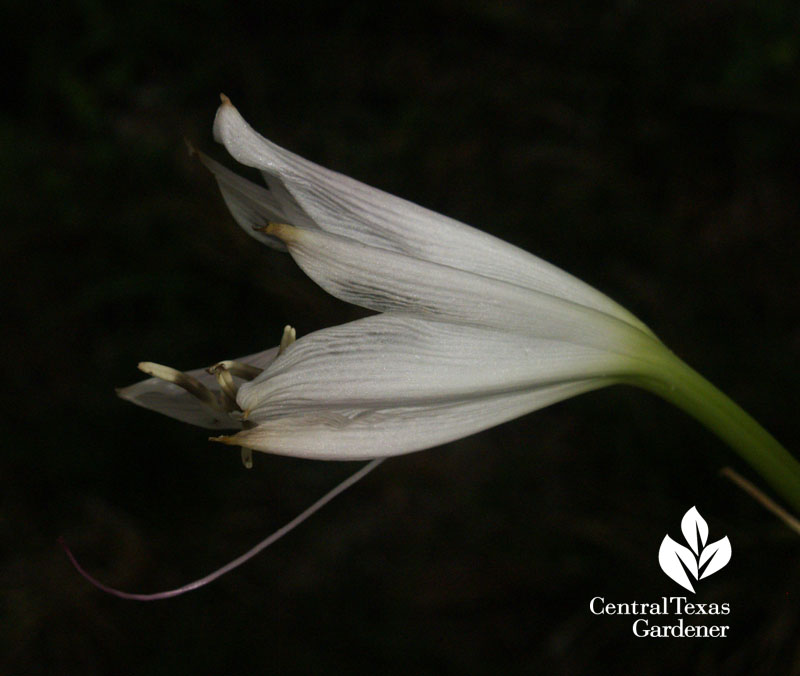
279;325;296;355
241;447;254;469
59;458;385;601
208;364;239;407
210;360;263;381
138;362;224;413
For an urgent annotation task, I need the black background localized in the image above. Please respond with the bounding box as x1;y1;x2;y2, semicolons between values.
3;1;799;674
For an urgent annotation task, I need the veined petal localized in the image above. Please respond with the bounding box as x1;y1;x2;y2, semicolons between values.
237;314;636;418
117;346;280;430
212;97;652;336
262;223;661;359
195;151;288;250
224;379;613;460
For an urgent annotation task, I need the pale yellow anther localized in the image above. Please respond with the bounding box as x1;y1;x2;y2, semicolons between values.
138;362;224;412
208;365;239;409
241;447;254;469
279;325;297;355
211;360;263;381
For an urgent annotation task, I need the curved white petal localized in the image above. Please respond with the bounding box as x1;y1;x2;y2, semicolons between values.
225;378;613;460
264;223;659;360
237;314;635;418
117;346;280;430
195;151;288;250
212;97;652;336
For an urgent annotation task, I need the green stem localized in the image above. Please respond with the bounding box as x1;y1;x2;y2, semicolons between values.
633;350;800;515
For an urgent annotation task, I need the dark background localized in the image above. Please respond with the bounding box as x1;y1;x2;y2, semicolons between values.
3;1;799;674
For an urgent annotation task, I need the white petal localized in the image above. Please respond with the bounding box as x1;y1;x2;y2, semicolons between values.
117;346;280;430
195;151;288;250
225;378;612;460
237;314;634;418
263;223;660;360
213;98;652;336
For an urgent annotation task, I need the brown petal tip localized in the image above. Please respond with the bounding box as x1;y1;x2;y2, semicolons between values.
209;435;239;445
256;222;298;243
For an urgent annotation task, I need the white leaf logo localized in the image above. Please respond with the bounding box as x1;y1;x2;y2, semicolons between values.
658;536;697;592
680;506;708;555
659;506;731;593
699;537;732;579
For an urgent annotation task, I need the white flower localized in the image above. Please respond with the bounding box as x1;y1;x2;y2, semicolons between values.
120;96;676;461
75;96;799;600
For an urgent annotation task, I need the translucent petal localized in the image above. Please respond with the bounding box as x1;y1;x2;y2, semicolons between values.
212;98;653;336
195;151;288;250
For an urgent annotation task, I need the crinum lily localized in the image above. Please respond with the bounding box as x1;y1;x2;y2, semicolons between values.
62;96;800;600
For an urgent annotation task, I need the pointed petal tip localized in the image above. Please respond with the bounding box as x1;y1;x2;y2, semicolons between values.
115;382;147;402
213;97;236;143
211;98;288;174
114;383;142;404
